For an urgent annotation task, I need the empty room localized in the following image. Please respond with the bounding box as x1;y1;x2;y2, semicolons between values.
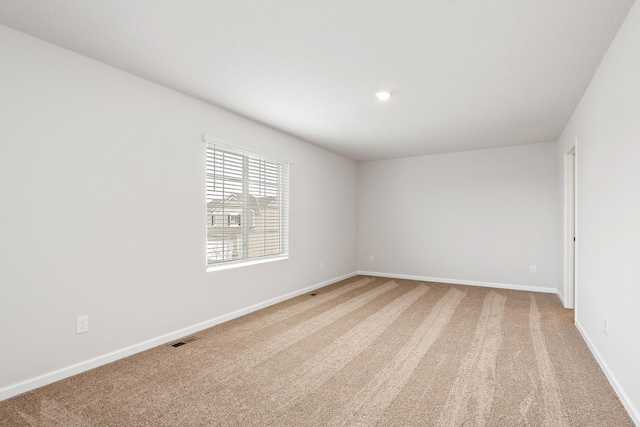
1;1;639;426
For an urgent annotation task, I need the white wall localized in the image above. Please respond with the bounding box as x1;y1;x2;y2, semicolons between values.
556;1;640;422
358;142;558;291
0;24;358;398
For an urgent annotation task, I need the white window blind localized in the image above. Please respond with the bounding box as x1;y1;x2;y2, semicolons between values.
205;137;289;269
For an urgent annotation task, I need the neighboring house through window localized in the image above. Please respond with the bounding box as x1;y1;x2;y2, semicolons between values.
205;136;289;269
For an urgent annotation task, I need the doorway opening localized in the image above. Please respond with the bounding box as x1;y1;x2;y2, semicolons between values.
563;142;577;312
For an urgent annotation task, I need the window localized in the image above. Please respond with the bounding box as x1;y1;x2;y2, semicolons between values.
227;213;241;227
205;137;289;269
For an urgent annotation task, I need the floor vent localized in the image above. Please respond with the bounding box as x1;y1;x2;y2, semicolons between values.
170;336;200;348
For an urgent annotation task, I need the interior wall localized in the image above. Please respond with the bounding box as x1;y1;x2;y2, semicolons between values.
358;142;559;291
556;1;640;421
0;24;358;396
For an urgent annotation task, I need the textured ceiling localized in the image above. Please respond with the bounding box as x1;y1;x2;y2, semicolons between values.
0;0;635;161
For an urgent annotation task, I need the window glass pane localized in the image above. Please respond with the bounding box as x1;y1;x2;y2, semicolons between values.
206;142;289;268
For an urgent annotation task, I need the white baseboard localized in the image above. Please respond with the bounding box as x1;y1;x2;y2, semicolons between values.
575;321;639;426
556;290;567;307
0;271;358;402
357;271;558;294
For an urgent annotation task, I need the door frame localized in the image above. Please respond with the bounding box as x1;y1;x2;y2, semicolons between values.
563;140;577;309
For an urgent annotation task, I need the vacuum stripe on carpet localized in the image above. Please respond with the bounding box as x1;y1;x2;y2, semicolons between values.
218;277;376;340
334;287;466;426
209;280;400;381
529;294;569;427
266;283;431;408
438;291;507;426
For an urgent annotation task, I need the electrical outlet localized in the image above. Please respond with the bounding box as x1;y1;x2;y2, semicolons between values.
369;255;374;262
320;262;324;270
604;318;608;336
530;265;537;273
77;315;89;334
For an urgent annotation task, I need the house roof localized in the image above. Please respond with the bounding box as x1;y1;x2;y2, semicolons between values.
207;194;276;216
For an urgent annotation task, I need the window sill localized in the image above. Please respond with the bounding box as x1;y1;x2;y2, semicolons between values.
206;255;289;272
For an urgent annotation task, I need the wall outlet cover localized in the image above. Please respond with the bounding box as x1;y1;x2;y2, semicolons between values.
77;315;89;334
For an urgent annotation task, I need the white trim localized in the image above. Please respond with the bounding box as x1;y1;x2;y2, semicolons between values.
575;321;639;425
0;271;358;402
202;134;293;165
357;271;557;294
573;140;579;316
563;142;577;309
556;291;566;307
206;255;289;272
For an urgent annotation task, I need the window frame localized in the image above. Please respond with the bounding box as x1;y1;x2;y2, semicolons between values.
204;135;290;272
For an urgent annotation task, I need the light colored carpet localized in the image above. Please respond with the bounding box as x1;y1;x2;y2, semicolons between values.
0;276;633;426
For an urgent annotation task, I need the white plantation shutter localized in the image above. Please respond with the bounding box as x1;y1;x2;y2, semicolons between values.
205;137;289;269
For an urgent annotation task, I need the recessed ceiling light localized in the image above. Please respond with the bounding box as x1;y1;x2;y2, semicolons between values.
376;91;392;101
